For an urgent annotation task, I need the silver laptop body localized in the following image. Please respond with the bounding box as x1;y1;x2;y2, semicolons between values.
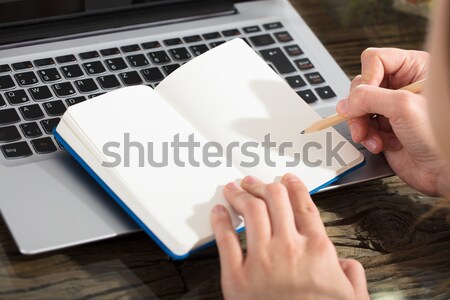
0;0;393;254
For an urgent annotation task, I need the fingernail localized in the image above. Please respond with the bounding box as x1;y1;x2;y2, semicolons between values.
363;138;377;152
212;205;226;215
283;173;299;183
389;137;402;150
225;182;240;191
349;123;358;140
336;99;348;114
243;176;257;184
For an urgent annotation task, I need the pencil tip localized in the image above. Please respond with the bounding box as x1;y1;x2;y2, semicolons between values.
300;130;305;135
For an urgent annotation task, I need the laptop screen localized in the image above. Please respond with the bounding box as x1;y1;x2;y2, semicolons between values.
0;0;201;26
0;0;234;47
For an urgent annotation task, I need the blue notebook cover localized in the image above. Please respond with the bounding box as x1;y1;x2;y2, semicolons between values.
54;129;365;260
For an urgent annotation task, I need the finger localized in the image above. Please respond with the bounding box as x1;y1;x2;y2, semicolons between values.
378;131;403;151
241;176;297;237
376;115;392;132
339;259;369;300
337;84;422;126
361;126;383;154
350;75;362;91
360;47;428;88
223;182;271;248
347;116;369;143
281;173;326;237
211;205;243;275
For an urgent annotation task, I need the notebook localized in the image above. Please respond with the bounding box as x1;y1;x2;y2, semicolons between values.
54;39;364;259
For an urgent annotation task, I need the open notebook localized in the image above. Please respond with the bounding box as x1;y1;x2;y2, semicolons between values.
55;39;364;259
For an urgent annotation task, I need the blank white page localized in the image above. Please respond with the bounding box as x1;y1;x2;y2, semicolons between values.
156;39;363;190
63;86;243;257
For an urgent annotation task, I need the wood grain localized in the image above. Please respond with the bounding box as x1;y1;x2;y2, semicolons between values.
1;0;448;299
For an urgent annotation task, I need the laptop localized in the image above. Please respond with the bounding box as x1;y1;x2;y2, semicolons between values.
0;0;393;255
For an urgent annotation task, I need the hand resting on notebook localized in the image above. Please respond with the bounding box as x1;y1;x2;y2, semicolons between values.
211;173;370;300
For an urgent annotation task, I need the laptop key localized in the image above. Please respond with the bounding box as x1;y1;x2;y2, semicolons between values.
0;95;5;107
121;44;141;53
148;51;171;64
141;67;164;82
190;44;209;56
294;58;314;71
0;75;15;90
284;45;303;57
297;90;318;104
100;48;120;56
56;55;77;64
12;61;33;71
119;71;143;86
83;61;106;75
250;34;276;47
1;141;32;159
169;48;191;61
127;54;149;68
88;93;106;99
141;41;161;50
260;48;295;74
20;122;42;138
19;104;44;120
105;58;128;71
0;64;11;73
263;22;283;30
203;32;221;40
34;58;55;68
162;64;180;75
164;38;182;46
285;75;306;89
5;90;29;105
75;78;99;93
0;125;21;143
61;64;84;79
28;86;54;101
243;25;261;34
79;51;100;60
52;82;76;97
40;118;60;134
97;75;121;89
0;108;20;125
65;96;86;106
274;31;293;43
305;72;325;85
31;137;57;154
210;41;225;48
315;86;336;100
183;35;202;43
38;68;62;83
43;100;67;116
15;72;39;87
222;29;240;37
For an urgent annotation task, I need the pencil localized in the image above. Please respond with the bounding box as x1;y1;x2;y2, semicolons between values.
300;78;427;134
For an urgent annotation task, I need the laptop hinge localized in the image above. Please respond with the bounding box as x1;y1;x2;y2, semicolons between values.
0;1;236;49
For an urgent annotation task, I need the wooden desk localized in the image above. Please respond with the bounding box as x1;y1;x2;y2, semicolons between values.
1;1;449;299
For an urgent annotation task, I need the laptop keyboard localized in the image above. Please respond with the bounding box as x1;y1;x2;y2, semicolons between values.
0;21;339;161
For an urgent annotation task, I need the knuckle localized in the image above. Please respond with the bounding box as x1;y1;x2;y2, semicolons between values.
360;47;378;62
293;200;320;216
309;236;335;255
265;183;287;198
243;197;265;212
217;231;237;247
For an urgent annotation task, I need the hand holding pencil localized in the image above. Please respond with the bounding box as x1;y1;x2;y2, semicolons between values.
301;78;426;134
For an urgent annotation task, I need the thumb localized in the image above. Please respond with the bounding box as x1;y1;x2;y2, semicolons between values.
339;258;369;300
